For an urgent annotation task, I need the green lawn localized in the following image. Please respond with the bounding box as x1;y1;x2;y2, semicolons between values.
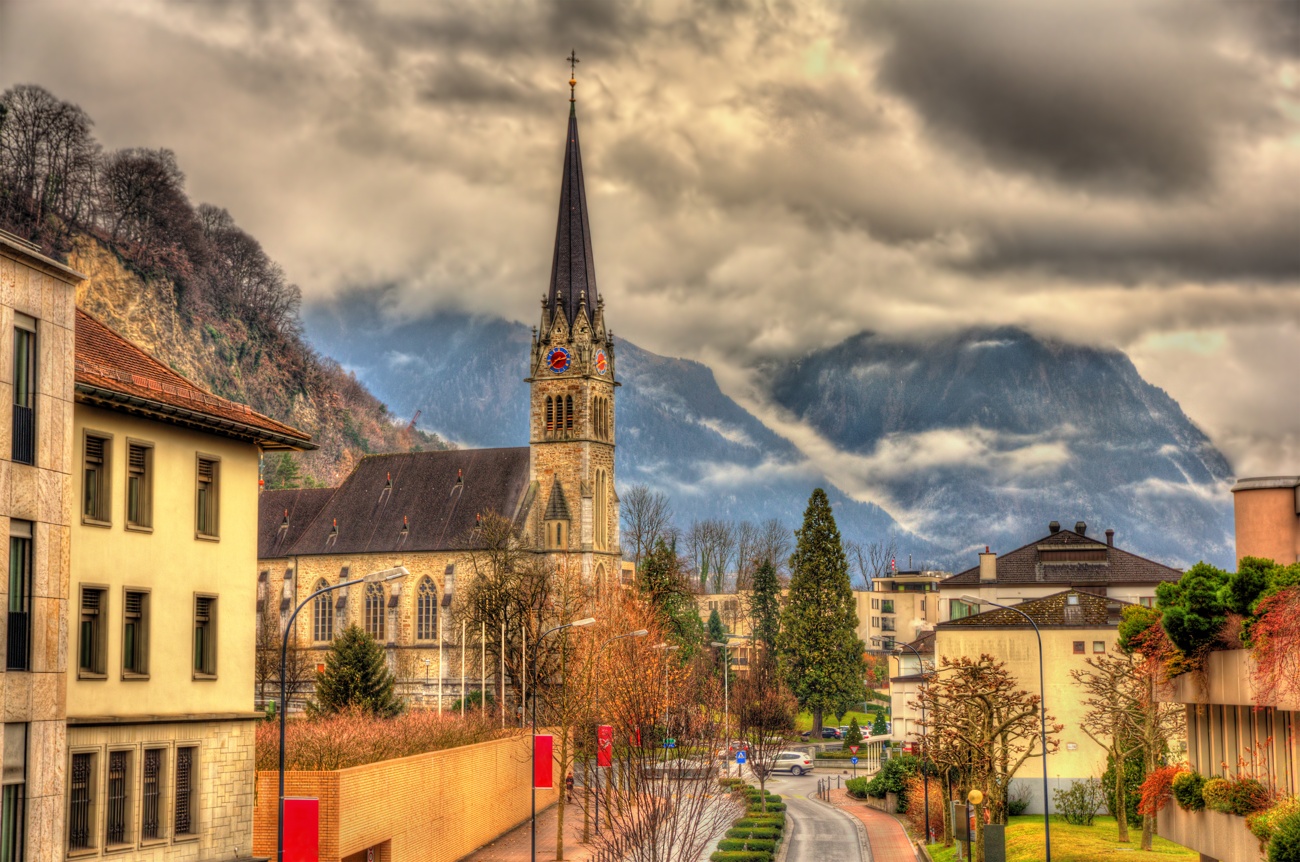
925;816;1198;862
793;708;890;733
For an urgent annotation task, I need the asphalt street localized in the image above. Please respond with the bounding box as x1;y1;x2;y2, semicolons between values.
763;772;865;862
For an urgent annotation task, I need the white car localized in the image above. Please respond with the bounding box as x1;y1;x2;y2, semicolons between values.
770;751;814;776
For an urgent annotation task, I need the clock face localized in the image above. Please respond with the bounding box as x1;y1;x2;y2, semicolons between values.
594;349;608;375
546;346;571;374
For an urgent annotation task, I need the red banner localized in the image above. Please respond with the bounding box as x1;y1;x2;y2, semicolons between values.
597;725;613;768
534;734;554;789
283;797;319;862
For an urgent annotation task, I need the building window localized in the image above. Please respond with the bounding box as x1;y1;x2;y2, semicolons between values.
6;526;31;672
1139;596;1154;608
123;590;149;676
565;395;574;430
1066;593;1080;605
1093;641;1106;654
1073;641;1085;654
174;747;196;836
871;598;879;609
594;468;608;550
880;637;895;651
141;748;163;842
126;442;153;529
950;599;977;621
312;580;333;643
10;319;34;466
416;578;437;641
68;752;95;851
1;724;26;862
193;595;216;677
365;583;386;640
195;456;219;538
881;600;895;614
545;396;554;432
78;586;106;677
105;750;130;847
82;433;111;524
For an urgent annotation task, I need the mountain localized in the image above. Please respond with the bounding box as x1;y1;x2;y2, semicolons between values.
304;294;912;552
757;327;1235;568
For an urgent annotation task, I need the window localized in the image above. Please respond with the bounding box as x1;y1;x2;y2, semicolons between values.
312;580;333;642
174;747;196;836
1066;594;1080;605
126;442;153;529
105;750;130;847
881;600;895;615
7;526;31;672
545;396;555;432
871;598;879;609
416;578;437;641
880;637;895;651
365;583;386;640
1;725;25;862
141;749;164;842
949;599;977;621
195;456;219;538
123;590;149;677
594;468;609;550
193;595;216;677
82;433;111;524
1139;596;1154;608
78;586;106;677
11;318;34;466
1073;641;1085;654
565;395;574;430
1093;641;1106;654
68;752;95;851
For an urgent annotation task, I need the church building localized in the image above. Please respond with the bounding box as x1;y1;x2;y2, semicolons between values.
257;88;624;703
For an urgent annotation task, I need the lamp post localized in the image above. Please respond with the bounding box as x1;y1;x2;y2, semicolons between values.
650;643;680;727
592;628;648;834
873;635;931;842
712;633;755;771
278;566;408;862
960;594;1051;862
422;658;431;689
531;616;596;862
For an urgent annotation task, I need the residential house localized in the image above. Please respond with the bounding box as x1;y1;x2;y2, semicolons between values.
859;569;944;654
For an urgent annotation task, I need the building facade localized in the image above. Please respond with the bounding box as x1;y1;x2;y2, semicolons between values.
1232;476;1300;565
0;232;82;862
66;309;311;860
859;570;944;654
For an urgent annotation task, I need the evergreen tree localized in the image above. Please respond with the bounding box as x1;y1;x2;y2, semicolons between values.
707;607;726;645
310;624;403;718
637;538;705;655
845;717;863;746
749;557;781;663
777;488;865;735
872;712;888;737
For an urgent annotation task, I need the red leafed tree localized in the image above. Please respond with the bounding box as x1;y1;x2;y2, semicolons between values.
1250;587;1300;707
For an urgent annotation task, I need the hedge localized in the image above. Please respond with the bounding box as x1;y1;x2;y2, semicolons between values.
718;838;777;853
710;853;772;862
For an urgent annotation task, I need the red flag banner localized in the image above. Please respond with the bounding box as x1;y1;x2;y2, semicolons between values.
283;797;319;862
534;734;554;789
597;725;613;768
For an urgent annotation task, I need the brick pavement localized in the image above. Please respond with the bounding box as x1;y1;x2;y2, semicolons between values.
459;796;601;862
825;788;918;862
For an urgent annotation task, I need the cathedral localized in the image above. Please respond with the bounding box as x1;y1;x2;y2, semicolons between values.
257;89;623;701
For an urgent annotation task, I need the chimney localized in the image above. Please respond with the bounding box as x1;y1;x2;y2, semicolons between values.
1048;521;1060;534
1105;529;1114;547
1075;521;1087;536
979;546;996;582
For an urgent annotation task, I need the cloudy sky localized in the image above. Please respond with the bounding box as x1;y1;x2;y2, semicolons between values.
4;0;1300;476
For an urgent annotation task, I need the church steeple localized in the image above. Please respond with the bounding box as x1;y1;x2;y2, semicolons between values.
544;85;599;334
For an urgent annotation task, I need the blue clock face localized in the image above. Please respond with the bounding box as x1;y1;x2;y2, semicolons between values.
594;349;608;375
546;347;571;374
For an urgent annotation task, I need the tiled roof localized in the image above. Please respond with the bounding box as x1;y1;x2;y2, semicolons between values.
938;589;1127;629
74;309;313;450
546;105;600;330
258;488;337;558
263;448;534;556
904;630;935;656
941;527;1180;587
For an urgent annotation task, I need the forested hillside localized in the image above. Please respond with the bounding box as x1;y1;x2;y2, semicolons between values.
0;84;445;484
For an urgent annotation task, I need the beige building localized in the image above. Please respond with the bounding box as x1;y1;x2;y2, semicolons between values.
67;309;312;860
934;589;1129;814
886;630;933;751
1231;476;1300;565
859;569;943;654
0;232;82;862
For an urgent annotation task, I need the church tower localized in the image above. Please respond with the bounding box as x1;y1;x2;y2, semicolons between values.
528;69;620;589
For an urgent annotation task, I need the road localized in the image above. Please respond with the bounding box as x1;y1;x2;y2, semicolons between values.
762;771;865;862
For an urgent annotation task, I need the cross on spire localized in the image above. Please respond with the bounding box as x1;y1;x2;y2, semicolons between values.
567;50;580;102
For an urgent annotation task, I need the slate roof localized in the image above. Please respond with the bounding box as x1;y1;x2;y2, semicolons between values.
543;477;571;520
937;589;1128;629
259;448;534;557
941;527;1180;588
546;104;600;330
258;488;336;559
75;309;313;450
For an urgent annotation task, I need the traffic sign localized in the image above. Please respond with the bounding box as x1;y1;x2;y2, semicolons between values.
849;745;859;755
736;750;747;764
851;756;859;765
663;738;677;749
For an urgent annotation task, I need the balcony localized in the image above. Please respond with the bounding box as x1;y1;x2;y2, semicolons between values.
11;405;33;465
880;601;895;615
1158;804;1263;862
880;618;896;632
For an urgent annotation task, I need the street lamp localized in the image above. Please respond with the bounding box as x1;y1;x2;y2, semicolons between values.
960;594;1051;862
278;566;408;862
592;628;648;833
651;643;680;728
712;633;755;763
531;617;596;862
873;635;931;842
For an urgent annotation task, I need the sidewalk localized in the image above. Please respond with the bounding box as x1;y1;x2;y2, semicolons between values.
460;797;600;862
824;788;917;862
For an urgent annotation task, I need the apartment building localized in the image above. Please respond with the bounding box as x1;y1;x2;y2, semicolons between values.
858;569;944;654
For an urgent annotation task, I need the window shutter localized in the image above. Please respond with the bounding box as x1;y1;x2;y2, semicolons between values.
125;591;143;617
128;444;147;472
82;590;100;613
195;596;212;622
85;436;105;464
198;458;215;481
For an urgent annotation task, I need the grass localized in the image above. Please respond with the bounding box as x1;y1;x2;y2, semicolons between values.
793;709;890;733
924;816;1199;862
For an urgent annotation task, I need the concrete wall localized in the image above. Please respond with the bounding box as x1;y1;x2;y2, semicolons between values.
1233;483;1300;566
253;732;560;862
1158;804;1264;862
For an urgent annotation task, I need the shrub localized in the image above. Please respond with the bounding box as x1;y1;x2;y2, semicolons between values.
718;839;777;853
846;777;871;799
1007;783;1032;816
858;754;920;808
1231;778;1273;817
1171;772;1207;812
1139;765;1187;817
1203;778;1234;813
1052;778;1106;826
1251;797;1300;847
1271;809;1300;862
710;853;772;862
735;818;785;831
902;773;946;842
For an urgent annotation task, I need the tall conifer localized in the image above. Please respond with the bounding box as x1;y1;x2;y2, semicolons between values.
310;624;403;718
749;557;781;664
778;488;865;734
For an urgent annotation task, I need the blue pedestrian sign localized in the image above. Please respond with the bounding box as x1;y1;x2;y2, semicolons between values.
663;738;677;749
851;756;859;765
736;751;747;765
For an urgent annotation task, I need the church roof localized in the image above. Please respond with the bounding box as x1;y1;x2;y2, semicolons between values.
543;476;571;521
257;447;534;558
546;104;600;330
259;487;335;559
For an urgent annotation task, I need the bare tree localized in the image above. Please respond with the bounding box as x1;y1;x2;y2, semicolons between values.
620;484;674;571
254;597;316;712
735;654;797;806
846;536;898;589
755;519;793;580
734;521;761;592
687;519;738;593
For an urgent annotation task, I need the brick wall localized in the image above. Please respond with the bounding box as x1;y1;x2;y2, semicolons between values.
253;732;560;862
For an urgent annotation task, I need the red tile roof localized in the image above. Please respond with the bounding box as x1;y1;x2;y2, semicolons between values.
74;308;313;449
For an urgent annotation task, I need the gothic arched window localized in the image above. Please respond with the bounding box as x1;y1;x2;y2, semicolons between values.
365;583;386;641
417;577;438;641
565;395;574;430
594;469;608;550
545;396;554;432
312;579;334;642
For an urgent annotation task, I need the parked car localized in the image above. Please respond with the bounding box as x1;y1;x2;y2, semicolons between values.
799;727;843;741
770;751;814;776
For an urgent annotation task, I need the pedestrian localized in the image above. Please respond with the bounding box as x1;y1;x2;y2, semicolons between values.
565;771;575;803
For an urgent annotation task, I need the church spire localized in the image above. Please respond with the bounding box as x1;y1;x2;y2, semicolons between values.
546;53;599;333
